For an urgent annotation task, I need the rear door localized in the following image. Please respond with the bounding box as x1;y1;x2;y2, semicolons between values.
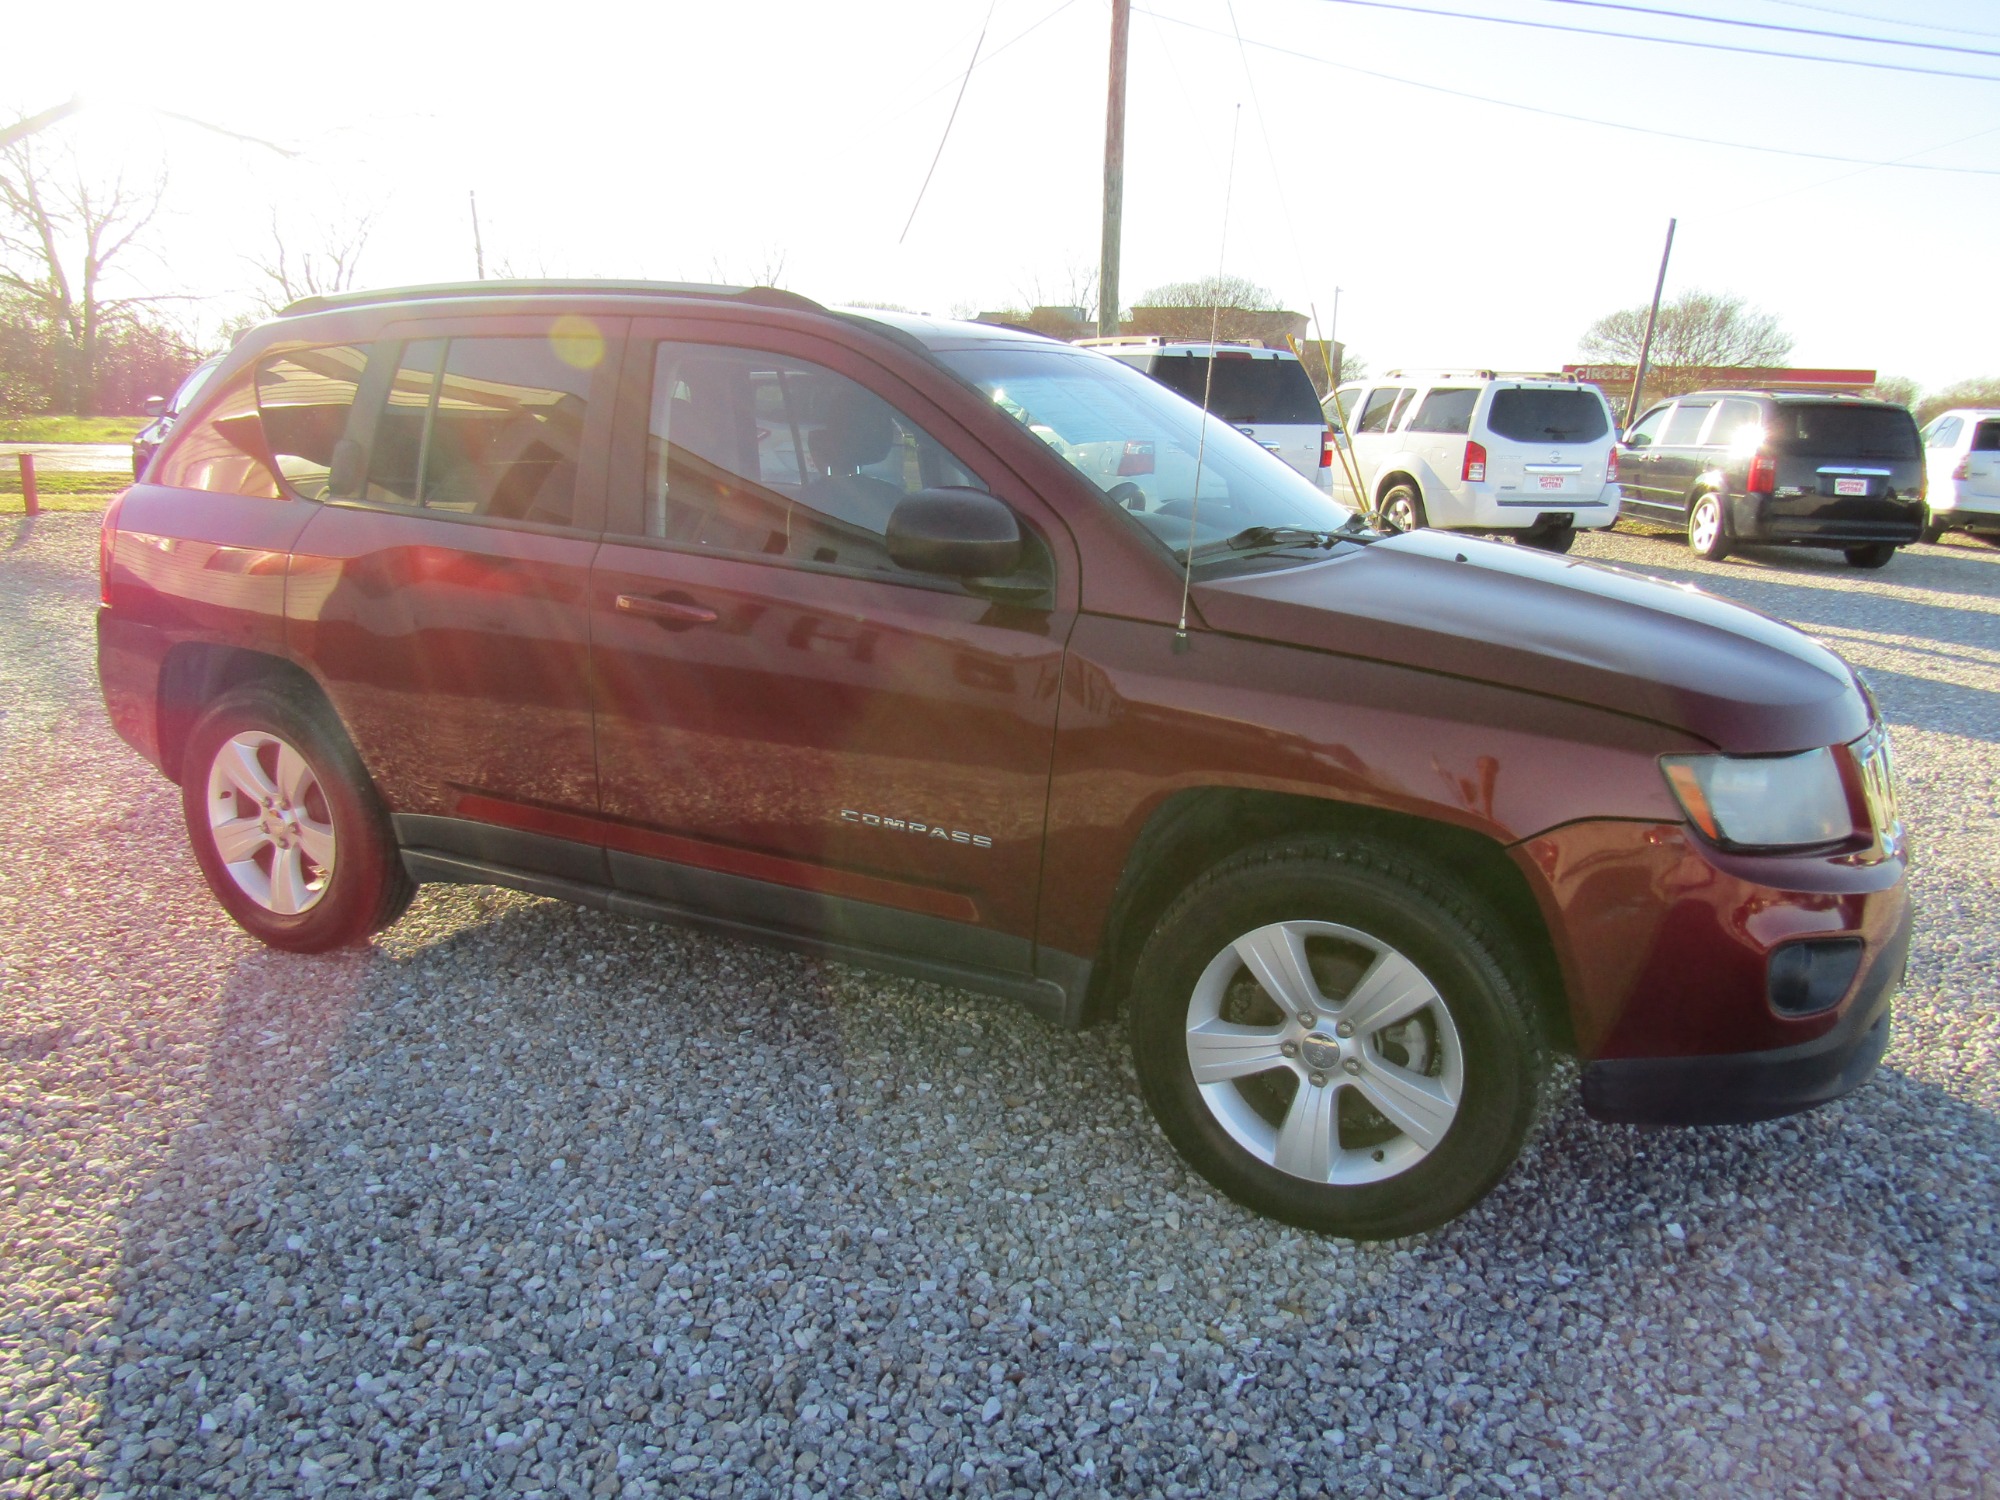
1768;403;1924;520
287;318;616;834
1143;351;1326;481
1480;384;1614;505
1964;418;2000;504
587;317;1078;974
1399;386;1478;513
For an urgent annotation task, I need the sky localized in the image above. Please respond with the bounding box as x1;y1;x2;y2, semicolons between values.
9;0;2000;391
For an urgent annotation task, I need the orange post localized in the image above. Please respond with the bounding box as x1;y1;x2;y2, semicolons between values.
17;453;37;516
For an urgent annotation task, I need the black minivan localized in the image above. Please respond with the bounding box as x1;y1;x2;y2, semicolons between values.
1619;391;1924;567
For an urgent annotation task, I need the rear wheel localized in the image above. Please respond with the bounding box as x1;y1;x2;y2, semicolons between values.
1686;493;1730;561
1128;838;1544;1239
1844;542;1897;569
1380;481;1427;534
181;685;413;951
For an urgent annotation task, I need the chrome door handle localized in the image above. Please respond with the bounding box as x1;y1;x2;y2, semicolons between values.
614;593;718;629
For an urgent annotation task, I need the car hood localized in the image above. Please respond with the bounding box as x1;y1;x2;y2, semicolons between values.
1192;530;1868;752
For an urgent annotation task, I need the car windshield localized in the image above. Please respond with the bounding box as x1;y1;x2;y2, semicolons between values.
1773;404;1919;460
173;359;220;413
935;345;1356;561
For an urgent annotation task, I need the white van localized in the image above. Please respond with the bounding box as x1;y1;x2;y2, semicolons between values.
1077;337;1333;491
1918;408;2000;544
1326;371;1622;551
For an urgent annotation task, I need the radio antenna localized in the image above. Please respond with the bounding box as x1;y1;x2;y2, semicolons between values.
1175;102;1242;648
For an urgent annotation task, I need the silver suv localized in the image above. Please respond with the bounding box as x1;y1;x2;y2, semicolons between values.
1075;337;1333;490
1327;370;1622;552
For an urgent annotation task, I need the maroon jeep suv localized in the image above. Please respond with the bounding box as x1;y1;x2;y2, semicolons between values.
98;282;1909;1238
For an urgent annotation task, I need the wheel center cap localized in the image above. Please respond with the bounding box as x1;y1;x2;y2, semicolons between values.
1299;1033;1343;1072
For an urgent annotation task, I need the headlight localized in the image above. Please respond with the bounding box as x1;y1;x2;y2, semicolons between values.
1660;748;1852;849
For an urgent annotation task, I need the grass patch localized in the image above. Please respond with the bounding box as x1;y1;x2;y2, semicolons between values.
0;416;147;443
0;469;126;512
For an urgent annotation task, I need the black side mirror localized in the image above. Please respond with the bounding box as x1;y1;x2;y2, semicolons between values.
886;488;1023;579
144;395;167;418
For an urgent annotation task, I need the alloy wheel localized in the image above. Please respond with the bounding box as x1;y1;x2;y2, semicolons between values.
1689;496;1722;554
1184;920;1464;1187
203;730;336;915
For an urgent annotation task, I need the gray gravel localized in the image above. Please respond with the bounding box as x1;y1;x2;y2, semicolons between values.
2;510;1996;1499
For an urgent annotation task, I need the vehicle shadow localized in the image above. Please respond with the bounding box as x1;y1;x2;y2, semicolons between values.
88;889;2000;1495
1606;524;2000;611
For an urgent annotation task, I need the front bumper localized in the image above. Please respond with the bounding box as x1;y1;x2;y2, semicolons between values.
1581;904;1906;1125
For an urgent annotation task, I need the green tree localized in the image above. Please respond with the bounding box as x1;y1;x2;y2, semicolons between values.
1579;290;1793;398
1915;377;2000;427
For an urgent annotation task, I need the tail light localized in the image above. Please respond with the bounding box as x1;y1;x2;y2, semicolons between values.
1462;440;1487;483
1606;446;1620;484
1953;455;1971;481
1320;430;1335;469
1747;452;1777;494
99;491;125;606
1117;441;1155;476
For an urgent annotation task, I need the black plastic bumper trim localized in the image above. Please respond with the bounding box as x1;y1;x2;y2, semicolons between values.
1581;908;1908;1126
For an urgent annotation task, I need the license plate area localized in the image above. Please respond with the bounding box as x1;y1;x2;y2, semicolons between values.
1537;474;1567;491
1834;477;1870;496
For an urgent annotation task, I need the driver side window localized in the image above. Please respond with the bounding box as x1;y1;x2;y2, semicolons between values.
639;344;987;578
1625;406;1670;449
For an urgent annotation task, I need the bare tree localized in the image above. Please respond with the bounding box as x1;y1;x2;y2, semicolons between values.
708;247;790;288
1579;290;1793;396
251;207;375;313
0;130;167;413
1131;275;1286;341
1868;375;1919;411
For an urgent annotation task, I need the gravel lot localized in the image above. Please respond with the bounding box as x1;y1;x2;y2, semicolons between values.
2;510;1995;1499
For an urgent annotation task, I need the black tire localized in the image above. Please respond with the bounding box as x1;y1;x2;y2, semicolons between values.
1520;523;1577;554
1844;543;1897;570
1686;492;1730;561
180;684;413;952
1128;837;1545;1240
1379;481;1427;534
1919;508;1946;546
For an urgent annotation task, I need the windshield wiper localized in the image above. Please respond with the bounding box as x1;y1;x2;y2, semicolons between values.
1190;524;1343;559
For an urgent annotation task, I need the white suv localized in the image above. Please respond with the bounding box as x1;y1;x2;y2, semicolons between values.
1918;408;2000;545
1076;337;1333;491
1325;371;1622;551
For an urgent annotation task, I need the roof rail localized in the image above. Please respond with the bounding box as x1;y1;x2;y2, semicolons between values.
279;279;824;318
1074;335;1269;350
1381;367;1576;383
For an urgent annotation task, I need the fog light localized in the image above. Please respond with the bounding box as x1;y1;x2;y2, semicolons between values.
1767;939;1864;1017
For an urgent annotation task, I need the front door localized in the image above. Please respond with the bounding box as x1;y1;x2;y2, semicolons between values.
587;320;1077;973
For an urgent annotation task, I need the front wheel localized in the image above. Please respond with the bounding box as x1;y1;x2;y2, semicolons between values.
1687;493;1730;561
1379;482;1427;534
181;685;413;952
1844;542;1897;569
1129;838;1544;1239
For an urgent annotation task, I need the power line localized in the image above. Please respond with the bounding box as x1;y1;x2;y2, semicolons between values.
1533;0;2000;60
1136;9;2000;174
1307;0;2000;83
899;0;999;244
1762;0;2000;44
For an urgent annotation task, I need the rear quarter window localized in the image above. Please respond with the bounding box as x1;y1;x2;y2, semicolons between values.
1973;420;2000;453
1485;387;1610;445
1773;404;1919;460
154;369;282;498
1407;388;1478;434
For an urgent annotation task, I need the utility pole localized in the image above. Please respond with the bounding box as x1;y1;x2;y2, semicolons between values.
469;190;487;281
1625;217;1676;428
1098;0;1130;338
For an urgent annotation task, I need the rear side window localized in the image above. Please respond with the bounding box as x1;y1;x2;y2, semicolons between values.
255;346;368;500
1924;416;1962;448
1772;404;1919;460
1486;387;1611;444
1146;355;1323;424
1354;388;1403;434
1975;420;2000;452
636;343;986;578
1406;388;1477;434
155;347;363;499
362;337;594;525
